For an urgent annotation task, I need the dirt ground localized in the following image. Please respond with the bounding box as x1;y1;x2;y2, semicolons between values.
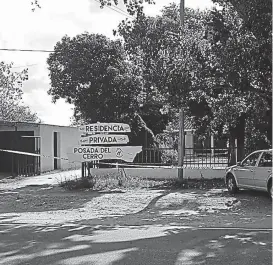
0;177;271;228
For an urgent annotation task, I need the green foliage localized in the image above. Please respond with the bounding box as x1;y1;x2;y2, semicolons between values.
212;0;272;40
0;62;40;123
59;172;167;190
30;0;155;16
59;175;96;190
117;5;208;133
31;0;41;12
47;33;142;123
98;0;155;16
118;2;271;160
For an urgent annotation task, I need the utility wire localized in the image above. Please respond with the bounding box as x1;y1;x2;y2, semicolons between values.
93;0;133;19
0;1;133;54
12;64;39;68
0;48;54;52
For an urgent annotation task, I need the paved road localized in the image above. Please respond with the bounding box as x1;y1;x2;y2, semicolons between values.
0;221;272;265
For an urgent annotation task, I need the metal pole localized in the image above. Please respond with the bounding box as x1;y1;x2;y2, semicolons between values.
178;0;187;183
81;162;85;178
178;108;185;180
180;0;185;28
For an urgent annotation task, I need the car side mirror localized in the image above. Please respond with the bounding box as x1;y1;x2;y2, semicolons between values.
236;161;241;166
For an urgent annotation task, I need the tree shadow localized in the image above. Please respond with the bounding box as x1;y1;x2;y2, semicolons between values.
0;185;103;214
235;189;270;199
0;221;271;265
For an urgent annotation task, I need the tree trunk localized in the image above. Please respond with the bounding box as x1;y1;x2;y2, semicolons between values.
236;114;246;161
228;129;236;166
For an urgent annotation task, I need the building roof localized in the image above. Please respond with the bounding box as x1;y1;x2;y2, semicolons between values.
0;120;77;128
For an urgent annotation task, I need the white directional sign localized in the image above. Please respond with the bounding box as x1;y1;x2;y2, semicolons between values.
79;134;129;145
67;146;142;162
79;123;131;134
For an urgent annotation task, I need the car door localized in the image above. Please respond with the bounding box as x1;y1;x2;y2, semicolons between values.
235;151;262;187
254;151;272;190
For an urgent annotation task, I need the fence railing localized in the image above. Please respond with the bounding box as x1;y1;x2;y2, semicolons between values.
90;147;230;168
88;147;265;169
183;148;229;168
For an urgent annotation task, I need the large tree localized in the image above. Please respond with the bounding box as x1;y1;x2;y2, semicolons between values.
0;62;40;122
200;3;271;159
166;3;271;161
118;3;271;163
117;4;208;124
47;33;142;123
47;33;161;148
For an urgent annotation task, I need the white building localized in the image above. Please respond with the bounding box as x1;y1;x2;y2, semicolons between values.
0;121;81;176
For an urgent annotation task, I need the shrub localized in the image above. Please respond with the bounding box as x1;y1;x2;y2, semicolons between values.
59;175;96;190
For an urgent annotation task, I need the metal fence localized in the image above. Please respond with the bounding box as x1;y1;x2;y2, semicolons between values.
85;146;267;170
13;136;41;177
133;147;229;168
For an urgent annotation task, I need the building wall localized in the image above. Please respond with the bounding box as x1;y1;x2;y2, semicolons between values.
0;122;40;135
39;124;82;172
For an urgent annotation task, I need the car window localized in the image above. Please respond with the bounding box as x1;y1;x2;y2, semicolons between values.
258;152;272;167
241;152;261;167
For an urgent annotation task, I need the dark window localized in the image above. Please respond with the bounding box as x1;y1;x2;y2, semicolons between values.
241;152;261;167
258;152;272;167
54;132;58;170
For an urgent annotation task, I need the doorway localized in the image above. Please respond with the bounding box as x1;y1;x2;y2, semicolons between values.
53;132;61;170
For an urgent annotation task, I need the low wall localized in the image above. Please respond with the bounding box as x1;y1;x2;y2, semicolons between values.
90;167;226;180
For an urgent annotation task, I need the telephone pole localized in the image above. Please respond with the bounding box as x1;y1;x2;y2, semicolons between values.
180;0;185;28
178;109;185;181
178;0;185;182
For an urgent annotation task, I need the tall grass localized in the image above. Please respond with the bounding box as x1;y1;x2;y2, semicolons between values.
58;173;168;191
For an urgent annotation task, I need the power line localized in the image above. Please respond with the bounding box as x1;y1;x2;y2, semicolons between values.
0;1;133;54
93;0;132;18
12;64;39;69
93;0;133;19
0;48;54;53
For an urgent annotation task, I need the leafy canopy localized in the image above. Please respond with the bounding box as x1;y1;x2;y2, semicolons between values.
0;62;40;123
47;33;143;123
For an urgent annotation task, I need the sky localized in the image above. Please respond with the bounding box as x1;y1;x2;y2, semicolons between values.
0;0;213;126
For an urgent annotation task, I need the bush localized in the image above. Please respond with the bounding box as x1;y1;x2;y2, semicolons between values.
58;173;168;191
59;175;96;190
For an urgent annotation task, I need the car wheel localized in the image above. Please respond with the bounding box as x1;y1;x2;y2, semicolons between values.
226;174;238;194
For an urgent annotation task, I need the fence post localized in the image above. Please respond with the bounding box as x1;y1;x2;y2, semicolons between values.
211;134;214;157
235;138;238;163
178;108;185;181
81;162;85;178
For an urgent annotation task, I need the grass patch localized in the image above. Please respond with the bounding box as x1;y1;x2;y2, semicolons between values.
58;173;168;191
58;170;226;191
161;178;226;190
59;175;96;191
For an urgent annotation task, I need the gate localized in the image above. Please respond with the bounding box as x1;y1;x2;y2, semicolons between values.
133;147;229;168
12;135;41;177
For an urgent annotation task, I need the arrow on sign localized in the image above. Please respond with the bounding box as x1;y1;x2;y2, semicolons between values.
67;146;142;162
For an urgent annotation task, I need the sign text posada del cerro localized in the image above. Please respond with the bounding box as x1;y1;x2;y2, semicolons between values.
68;146;142;162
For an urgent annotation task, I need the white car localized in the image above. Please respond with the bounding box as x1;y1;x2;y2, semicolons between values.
225;149;272;197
